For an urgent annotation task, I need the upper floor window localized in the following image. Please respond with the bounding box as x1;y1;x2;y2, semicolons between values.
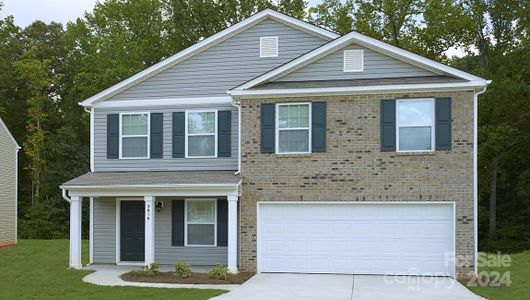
396;99;434;152
276;103;311;154
120;113;149;158
186;110;217;158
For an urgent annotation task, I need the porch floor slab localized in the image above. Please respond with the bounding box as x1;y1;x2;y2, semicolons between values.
82;264;239;290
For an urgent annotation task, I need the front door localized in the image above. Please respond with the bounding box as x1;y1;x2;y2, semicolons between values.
120;201;145;262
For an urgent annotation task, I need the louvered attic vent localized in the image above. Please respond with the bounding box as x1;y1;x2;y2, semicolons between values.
343;49;364;72
260;36;278;58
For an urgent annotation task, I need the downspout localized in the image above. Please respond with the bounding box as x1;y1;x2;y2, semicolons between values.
230;96;242;175
474;80;490;275
62;188;71;204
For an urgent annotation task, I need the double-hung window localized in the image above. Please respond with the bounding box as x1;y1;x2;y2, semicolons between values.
185;199;216;246
120;113;149;158
396;99;435;152
186;110;217;158
276;103;311;154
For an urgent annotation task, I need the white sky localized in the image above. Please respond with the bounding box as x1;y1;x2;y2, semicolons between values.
0;0;464;57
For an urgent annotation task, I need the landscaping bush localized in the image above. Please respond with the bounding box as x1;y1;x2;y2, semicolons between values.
208;264;230;280
131;263;160;277
174;261;192;278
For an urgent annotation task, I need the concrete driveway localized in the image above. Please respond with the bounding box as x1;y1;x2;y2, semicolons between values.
212;274;484;300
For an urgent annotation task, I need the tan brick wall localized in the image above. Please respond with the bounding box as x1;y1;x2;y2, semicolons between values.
239;91;475;276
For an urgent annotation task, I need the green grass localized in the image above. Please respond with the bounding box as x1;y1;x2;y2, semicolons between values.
0;240;226;300
467;250;530;300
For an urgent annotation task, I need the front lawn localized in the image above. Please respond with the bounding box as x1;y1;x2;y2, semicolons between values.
0;240;226;300
466;250;530;300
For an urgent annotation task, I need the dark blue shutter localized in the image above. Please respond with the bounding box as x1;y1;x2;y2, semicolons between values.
217;199;228;246
218;111;232;157
150;113;163;158
311;102;327;152
107;114;119;159
261;103;275;153
380;99;396;151
435;97;452;150
172;112;185;158
171;200;185;246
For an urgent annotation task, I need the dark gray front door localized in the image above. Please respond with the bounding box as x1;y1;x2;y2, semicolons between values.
120;201;145;262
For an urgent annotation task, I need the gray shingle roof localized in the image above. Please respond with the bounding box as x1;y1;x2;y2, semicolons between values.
61;171;240;187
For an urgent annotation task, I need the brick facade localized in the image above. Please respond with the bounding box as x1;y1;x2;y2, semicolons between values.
239;91;475;276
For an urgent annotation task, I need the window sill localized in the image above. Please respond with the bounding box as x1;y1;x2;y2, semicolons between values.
395;151;436;156
274;153;312;158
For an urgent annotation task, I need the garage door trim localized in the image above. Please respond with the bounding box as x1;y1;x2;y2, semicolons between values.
256;201;456;276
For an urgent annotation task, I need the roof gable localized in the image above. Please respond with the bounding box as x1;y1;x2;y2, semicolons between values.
0;117;20;149
234;30;486;91
80;9;338;107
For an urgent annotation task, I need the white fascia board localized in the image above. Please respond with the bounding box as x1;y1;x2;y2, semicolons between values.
79;9;338;108
0;117;20;149
229;80;489;98
94;96;233;109
62;184;239;197
235;31;485;91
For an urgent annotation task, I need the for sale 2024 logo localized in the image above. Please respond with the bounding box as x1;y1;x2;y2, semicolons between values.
458;252;512;287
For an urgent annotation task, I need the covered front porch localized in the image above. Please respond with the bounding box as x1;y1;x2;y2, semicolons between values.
60;171;240;273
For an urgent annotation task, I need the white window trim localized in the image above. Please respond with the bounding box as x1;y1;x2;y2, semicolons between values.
185;109;218;158
343;49;364;72
260;36;279;58
119;112;150;159
396;98;435;153
184;199;217;247
275;102;312;154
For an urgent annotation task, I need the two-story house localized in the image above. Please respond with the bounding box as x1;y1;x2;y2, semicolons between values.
61;9;489;278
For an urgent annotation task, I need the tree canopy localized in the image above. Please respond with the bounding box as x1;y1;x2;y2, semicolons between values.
0;0;528;251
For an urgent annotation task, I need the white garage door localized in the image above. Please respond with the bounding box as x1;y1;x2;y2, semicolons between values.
258;202;454;276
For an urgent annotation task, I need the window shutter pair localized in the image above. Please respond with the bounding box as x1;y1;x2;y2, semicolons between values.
171;199;228;247
260;102;327;153
172;111;232;158
380;97;452;151
106;113;163;159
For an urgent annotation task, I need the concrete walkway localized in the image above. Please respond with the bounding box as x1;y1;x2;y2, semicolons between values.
82;265;238;290
212;274;485;300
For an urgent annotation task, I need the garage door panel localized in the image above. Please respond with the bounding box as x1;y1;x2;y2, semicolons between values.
259;203;454;275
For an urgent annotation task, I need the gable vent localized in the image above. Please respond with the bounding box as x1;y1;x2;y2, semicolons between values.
260;36;278;58
343;49;364;72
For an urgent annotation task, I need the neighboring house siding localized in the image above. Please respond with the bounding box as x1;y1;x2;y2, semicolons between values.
155;197;227;265
277;43;438;82
239;91;475;276
93;197;116;263
0;124;16;247
106;18;329;101
93;104;238;171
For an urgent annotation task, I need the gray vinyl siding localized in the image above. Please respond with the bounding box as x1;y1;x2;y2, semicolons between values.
277;43;438;82
155;197;227;265
93;197;116;263
0;122;17;246
106;18;329;101
93;104;238;172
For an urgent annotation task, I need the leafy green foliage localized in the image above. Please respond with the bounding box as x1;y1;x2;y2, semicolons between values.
208;264;230;280
175;261;193;278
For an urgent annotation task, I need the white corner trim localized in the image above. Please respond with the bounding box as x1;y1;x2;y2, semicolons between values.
94;97;233;109
230;80;489;98
0;117;20;149
79;9;338;108
90;108;94;172
235;31;485;91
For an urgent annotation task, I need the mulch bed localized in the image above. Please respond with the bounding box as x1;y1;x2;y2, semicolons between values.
121;271;255;284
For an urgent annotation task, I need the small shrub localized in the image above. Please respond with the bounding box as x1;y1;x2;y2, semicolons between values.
174;261;192;278
209;264;230;280
131;263;160;277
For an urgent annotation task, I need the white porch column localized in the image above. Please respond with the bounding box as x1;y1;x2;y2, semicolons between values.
89;197;94;265
144;196;155;265
69;196;82;269
227;194;239;273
